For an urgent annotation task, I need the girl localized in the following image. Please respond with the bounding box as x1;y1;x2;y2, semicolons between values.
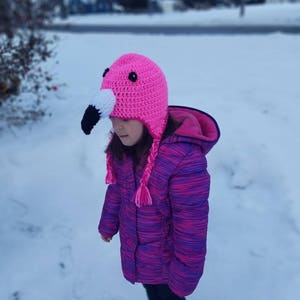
81;53;220;300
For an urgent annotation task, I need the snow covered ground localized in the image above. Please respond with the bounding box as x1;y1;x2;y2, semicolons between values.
56;3;300;26
1;3;300;300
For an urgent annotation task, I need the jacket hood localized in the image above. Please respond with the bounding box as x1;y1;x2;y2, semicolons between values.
168;106;220;155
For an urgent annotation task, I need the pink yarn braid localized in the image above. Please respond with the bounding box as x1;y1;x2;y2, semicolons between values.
134;139;160;207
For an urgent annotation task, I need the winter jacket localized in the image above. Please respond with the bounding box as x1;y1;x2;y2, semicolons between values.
98;106;220;297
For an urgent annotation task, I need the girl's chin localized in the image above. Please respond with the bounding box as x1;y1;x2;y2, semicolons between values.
119;137;133;146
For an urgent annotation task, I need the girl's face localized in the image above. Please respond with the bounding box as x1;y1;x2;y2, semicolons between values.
111;118;144;147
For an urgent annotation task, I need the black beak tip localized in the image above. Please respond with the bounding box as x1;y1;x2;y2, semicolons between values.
81;124;91;135
83;130;91;135
81;105;101;135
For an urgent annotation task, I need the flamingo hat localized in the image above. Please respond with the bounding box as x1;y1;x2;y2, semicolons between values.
82;53;168;207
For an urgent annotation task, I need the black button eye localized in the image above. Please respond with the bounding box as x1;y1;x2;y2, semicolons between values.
128;72;137;82
102;68;109;77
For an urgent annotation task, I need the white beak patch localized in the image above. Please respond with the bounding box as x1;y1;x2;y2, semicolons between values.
90;89;116;118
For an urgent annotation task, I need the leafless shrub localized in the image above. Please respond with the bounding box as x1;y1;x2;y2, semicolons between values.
0;0;58;129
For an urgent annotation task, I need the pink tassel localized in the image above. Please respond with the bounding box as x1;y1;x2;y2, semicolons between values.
135;184;152;207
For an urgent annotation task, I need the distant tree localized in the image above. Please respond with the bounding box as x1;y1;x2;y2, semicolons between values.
117;0;147;11
182;0;212;9
0;0;58;128
56;0;69;19
240;0;245;17
116;0;161;12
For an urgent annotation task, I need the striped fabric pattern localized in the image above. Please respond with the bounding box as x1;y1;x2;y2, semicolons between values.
98;106;220;297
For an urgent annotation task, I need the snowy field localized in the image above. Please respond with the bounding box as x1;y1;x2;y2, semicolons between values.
1;4;300;300
56;3;300;26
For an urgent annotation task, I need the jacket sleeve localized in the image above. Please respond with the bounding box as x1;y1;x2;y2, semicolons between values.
98;183;121;238
168;147;210;297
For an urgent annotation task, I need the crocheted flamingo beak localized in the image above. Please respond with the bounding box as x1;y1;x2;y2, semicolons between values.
81;89;116;135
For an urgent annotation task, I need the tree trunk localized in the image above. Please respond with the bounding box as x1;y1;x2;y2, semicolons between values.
240;0;245;18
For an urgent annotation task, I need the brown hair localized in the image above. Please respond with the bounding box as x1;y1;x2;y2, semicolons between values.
106;113;180;164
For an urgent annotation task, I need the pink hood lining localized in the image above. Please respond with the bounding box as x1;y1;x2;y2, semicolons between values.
168;106;220;154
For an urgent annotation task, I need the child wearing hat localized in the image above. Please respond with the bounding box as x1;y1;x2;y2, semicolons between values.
81;53;220;300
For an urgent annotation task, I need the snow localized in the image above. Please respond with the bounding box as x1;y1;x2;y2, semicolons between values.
55;3;300;26
1;3;300;300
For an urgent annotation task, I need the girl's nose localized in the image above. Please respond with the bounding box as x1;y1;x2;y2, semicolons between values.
111;118;124;130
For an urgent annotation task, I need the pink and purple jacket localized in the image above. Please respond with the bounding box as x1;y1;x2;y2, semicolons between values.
98;106;220;297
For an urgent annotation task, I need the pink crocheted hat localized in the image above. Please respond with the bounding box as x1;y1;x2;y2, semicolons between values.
94;53;168;207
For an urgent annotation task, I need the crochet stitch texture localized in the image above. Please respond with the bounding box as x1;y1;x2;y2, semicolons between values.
101;53;168;139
